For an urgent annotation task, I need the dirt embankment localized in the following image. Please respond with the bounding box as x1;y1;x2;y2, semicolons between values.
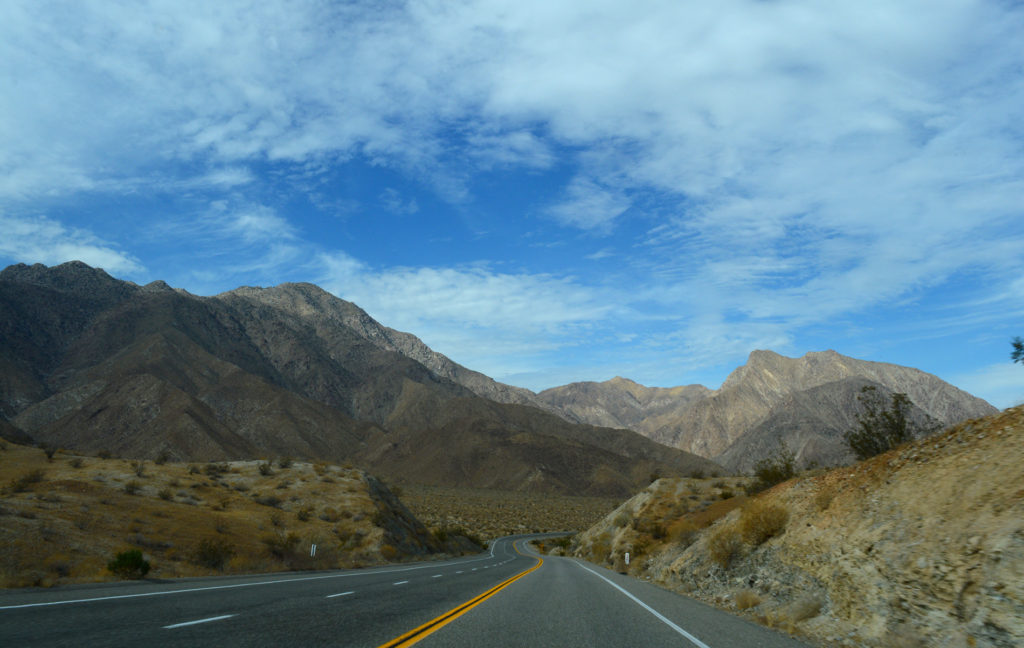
573;406;1024;647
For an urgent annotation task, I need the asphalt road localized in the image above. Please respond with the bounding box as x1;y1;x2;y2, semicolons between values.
0;535;809;647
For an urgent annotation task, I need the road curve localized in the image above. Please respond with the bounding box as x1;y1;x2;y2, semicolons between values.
0;535;809;647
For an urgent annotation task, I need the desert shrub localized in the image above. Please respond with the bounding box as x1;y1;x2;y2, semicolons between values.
107;549;150;579
548;536;572;551
40;443;56;461
263;532;300;559
154;450;171;465
296;507;312;522
814;489;834;511
735;589;761;610
613;512;631;528
738;500;789;545
132;461;146;477
187;464;200;474
204;462;228;477
9;469;46;492
380;544;398;560
747;442;795;494
719;489;734;500
707;525;744;568
194;538;235;570
258;462;274;476
255;495;282;508
123;480;141;495
690;469;705;479
97;450;113;459
68;457;84;468
319;508;340;523
157;488;173;501
277;456;292;469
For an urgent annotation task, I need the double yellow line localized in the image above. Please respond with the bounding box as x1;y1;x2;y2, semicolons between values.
377;552;542;648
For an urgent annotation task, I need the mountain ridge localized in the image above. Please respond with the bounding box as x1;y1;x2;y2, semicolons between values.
0;262;719;496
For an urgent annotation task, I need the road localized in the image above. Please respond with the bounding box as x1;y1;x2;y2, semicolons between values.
0;535;809;647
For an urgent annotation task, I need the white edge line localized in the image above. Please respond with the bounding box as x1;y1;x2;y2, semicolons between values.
574;562;712;648
326;591;354;598
164;614;235;629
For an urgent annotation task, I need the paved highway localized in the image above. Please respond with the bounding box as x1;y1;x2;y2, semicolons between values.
0;535;809;647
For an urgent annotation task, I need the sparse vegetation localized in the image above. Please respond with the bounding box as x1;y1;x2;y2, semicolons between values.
123;480;141;495
258;461;274;476
8;469;46;493
277;457;292;469
738;500;789;545
107;549;150;579
1012;336;1023;365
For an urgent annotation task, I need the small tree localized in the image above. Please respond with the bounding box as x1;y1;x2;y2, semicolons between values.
844;385;920;460
1012;337;1023;365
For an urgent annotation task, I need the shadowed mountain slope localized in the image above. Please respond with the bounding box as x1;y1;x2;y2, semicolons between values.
0;262;719;495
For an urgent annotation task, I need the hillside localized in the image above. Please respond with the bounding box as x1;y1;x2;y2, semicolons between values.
0;441;479;588
570;406;1024;647
0;262;719;496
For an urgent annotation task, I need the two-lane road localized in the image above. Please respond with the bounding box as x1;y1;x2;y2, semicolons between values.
0;535;809;647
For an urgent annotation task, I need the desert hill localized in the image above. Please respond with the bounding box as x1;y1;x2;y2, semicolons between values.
570;405;1024;647
538;349;996;469
0;442;479;587
0;262;719;496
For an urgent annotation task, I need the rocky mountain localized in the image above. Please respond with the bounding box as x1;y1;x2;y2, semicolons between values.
0;261;720;496
714;377;941;473
572;405;1024;647
539;349;997;469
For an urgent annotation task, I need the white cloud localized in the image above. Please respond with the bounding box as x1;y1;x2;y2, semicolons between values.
545;177;630;231
0;214;143;275
317;251;614;372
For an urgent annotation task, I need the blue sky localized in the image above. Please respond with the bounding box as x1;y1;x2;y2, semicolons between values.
2;0;1022;407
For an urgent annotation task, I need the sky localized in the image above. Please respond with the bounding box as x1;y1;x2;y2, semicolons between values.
1;1;1022;408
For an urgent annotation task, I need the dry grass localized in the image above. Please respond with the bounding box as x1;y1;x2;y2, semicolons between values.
0;442;457;588
738;499;789;545
707;524;744;568
734;589;762;610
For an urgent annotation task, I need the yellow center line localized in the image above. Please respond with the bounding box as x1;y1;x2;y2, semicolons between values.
375;555;543;648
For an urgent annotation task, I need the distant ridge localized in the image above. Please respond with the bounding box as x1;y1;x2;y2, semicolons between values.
537;349;996;469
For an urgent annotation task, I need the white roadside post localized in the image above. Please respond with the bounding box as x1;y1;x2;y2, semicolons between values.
625;552;630;566
310;543;317;557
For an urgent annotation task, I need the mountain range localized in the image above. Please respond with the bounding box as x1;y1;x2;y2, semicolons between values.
0;262;996;490
535;349;996;471
0;261;719;496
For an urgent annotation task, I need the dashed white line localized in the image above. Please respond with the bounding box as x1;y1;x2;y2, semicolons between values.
393;581;409;586
432;574;442;578
164;614;235;629
456;571;463;574
326;591;354;598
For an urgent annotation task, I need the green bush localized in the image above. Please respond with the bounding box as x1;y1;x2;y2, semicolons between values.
107;549;150;579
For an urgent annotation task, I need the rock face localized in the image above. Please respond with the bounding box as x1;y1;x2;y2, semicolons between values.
539;349;997;469
573;405;1024;648
0;262;720;496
